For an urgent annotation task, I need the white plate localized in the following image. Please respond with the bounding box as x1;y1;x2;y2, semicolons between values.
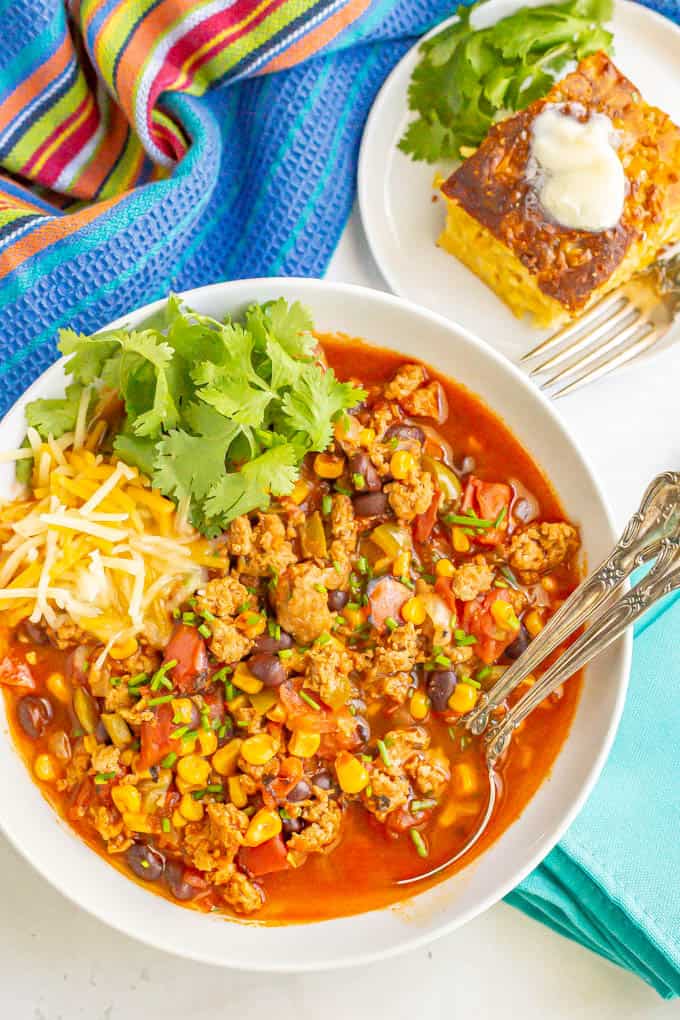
0;279;630;969
358;0;680;363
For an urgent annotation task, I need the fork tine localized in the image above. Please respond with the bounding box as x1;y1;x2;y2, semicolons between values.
552;326;662;397
520;289;625;363
540;310;647;389
529;300;636;376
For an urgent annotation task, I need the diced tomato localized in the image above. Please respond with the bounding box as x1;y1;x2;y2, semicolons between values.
366;575;412;633
413;489;441;543
140;702;177;769
163;624;208;693
385;808;422;835
0;653;36;691
462;477;512;546
269;756;303;801
279;682;336;733
434;575;457;613
202;684;225;726
239;835;291;877
463;589;518;664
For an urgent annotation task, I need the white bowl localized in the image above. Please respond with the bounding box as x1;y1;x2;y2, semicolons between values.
0;278;630;970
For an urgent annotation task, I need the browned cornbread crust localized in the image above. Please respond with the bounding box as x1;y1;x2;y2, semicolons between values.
440;51;680;317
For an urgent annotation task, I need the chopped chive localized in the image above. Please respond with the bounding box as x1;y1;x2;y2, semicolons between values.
447;726;457;741
160;752;177;768
476;665;492;681
225;681;236;701
365;784;373;798
172;608;181;619
377;738;391;767
212;666;232;683
127;673;148;688
245;613;261;626
421;572;436;584
182;729;198;743
236;601;250;614
197;623;211;639
236;720;248;728
278;649;293;661
279;807;292;820
187;598;197;608
346;601;361;612
192;789;207;800
455;633;477;647
202;609;216;622
206;783;223;794
182;611;197;624
150;660;176;691
410;828;428;858
500;565;520;589
332;559;342;574
357;555;369;575
460;676;481;689
171;725;189;740
299;690;321;710
444;513;494;529
313;583;327;595
411;798;437;813
434;653;451;666
94;772;115;785
494;506;507;528
161;817;171;833
322;494;332;516
267;619;281;640
352;473;365;490
334;485;352;496
148;694;174;706
385;616;398;632
316;632;331;646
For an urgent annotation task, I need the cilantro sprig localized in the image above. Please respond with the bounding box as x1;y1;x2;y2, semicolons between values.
21;296;365;535
398;0;613;164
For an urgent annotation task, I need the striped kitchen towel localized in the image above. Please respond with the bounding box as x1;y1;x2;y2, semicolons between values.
0;0;678;414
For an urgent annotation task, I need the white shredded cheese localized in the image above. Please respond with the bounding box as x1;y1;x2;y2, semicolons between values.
39;514;127;542
73;386;91;450
79;461;135;515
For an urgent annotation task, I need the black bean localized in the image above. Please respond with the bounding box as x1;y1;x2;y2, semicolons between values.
16;695;53;740
164;860;197;901
348;452;381;492
353;491;388;517
327;589;349;611
282;816;304;837
126;843;164;882
287;779;312;802
427;671;457;713
354;715;371;746
311;770;333;791
383;424;425;444
248;652;286;688
506;623;530;660
253;630;294;654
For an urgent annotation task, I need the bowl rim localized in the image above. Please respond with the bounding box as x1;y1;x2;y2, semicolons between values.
0;277;631;970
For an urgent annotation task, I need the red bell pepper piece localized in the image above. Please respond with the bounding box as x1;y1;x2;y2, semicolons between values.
239;835;291;877
163;624;208;693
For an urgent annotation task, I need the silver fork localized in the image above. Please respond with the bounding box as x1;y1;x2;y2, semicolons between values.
522;241;680;398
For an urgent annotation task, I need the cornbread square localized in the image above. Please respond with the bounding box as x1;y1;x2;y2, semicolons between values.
439;52;680;327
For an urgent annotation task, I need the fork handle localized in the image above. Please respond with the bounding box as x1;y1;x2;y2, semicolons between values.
484;537;680;765
464;471;680;736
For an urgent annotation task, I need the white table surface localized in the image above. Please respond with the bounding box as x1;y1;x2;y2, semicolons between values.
2;207;679;1019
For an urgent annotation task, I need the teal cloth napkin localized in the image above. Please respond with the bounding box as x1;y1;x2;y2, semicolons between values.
508;584;680;998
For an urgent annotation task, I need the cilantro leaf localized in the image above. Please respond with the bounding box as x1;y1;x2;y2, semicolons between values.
25;382;92;439
112;433;157;477
203;443;299;525
246;299;316;358
280;363;366;453
399;0;613;164
58;329;119;385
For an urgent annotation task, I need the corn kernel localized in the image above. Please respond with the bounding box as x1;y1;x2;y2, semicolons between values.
393;551;411;578
241;733;277;766
490;599;520;632
245;807;282;847
46;671;71;704
524;610;544;637
25;651;37;665
342;605;367;630
288;729;321;758
267;702;287;724
452;527;470;553
289;479;311;505
448;683;478;714
180;792;205;822
541;575;558;592
335;751;369;794
232;661;264;695
435;558;455;578
111;784;142;815
401;596;427;626
313;453;345;479
109;636;139;661
358;428;376;446
198;730;218;757
212;739;243;776
437;798;459;828
177;754;211;787
452;762;479;797
33;753;57;783
409;689;430;721
228;775;248;808
175;776;195;795
172;809;187;828
177;737;198;757
123;812;154;833
234;613;267;640
171;698;195;725
390;450;415;480
249;689;278;715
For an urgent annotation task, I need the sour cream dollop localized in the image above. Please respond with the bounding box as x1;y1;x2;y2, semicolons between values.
530;106;625;232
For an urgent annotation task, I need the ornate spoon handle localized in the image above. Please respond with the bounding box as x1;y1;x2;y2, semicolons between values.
463;471;680;736
484;536;680;765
